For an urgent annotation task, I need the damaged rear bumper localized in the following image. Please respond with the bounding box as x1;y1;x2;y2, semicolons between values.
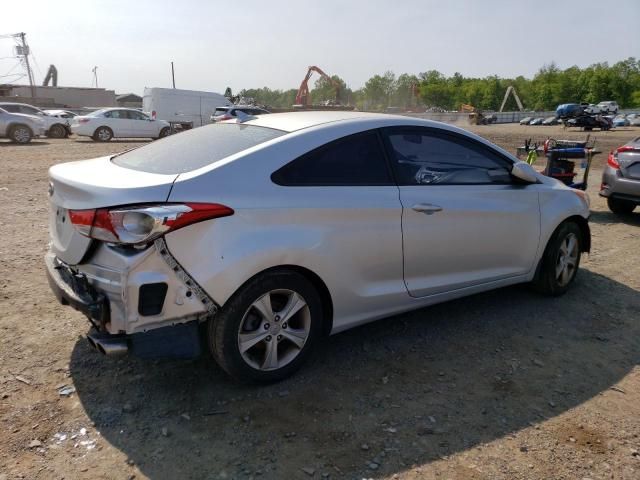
46;239;218;358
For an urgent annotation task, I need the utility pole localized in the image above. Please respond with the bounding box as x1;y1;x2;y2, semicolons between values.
92;66;98;88
171;61;176;88
17;32;36;98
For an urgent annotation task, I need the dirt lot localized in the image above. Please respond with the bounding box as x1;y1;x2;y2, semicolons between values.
1;124;639;480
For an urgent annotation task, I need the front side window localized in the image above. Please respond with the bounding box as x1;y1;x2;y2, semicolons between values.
128;110;148;120
21;106;41;115
385;128;513;185
272;130;392;186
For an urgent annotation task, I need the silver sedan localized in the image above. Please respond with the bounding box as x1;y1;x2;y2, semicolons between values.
45;111;591;382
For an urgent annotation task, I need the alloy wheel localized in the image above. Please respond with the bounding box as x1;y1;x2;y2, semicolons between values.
555;232;578;287
13;126;31;143
237;289;310;371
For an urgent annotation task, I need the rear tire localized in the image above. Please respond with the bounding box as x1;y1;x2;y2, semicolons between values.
92;126;113;142
532;221;582;296
208;270;324;383
607;197;636;214
156;127;170;139
9;124;33;144
48;124;67;138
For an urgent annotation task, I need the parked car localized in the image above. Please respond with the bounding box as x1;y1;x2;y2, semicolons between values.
212;106;271;122
582;103;602;115
567;115;611;131
529;117;544;125
556;103;583;119
612;114;630;127
625;113;640;126
600;138;640;214
46;111;591;382
597;101;619;115
519;116;533;125
542;116;559;125
70;108;171;141
0;107;46;143
0;102;70;138
45;109;78;123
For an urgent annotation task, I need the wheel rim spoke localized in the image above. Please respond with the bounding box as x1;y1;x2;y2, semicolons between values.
279;292;306;324
556;261;565;279
238;330;269;354
281;328;307;349
262;338;279;370
253;293;274;322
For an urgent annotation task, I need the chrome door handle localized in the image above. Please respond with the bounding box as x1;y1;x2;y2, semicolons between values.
412;203;443;215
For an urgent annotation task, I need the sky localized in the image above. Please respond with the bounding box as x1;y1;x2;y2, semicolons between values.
1;0;638;95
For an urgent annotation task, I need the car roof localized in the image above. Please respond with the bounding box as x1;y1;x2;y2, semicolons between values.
244;110;401;133
0;102;40;108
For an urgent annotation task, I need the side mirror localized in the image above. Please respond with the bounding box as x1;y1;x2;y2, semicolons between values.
511;161;538;184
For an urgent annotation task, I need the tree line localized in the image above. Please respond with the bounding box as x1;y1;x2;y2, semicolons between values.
234;58;640;112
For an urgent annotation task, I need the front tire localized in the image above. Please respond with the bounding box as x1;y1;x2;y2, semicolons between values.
48;124;67;138
92;126;113;142
9;124;33;144
208;270;324;383
532;221;582;296
607;197;636;215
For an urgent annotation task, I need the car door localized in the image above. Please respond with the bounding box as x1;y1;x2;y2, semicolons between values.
100;110;123;136
382;127;541;297
127;110;156;137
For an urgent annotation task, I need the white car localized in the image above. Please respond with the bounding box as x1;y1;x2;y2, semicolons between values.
46;111;591;382
71;108;171;141
597;101;619;115
44;109;78;125
0;107;46;143
0;102;70;138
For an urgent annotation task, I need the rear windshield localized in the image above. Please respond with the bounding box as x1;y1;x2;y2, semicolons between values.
112;123;285;174
214;107;229;115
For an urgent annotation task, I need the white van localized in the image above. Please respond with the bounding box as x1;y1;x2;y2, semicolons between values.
142;87;233;128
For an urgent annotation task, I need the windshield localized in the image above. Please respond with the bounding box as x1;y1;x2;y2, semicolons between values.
214;108;229;115
112;123;286;174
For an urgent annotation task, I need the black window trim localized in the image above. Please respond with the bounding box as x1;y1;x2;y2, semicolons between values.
271;128;396;187
380;126;517;187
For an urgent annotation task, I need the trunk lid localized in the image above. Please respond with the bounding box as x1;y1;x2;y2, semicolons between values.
48;155;178;265
618;146;640;180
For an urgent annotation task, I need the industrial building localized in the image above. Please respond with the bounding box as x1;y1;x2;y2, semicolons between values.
0;84;116;108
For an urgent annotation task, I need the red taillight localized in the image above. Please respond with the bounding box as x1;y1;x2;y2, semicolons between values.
616;146;637;153
78;118;90;124
68;203;233;245
607;151;620;169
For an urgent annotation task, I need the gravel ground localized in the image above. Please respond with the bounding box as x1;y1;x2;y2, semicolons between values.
1;125;639;480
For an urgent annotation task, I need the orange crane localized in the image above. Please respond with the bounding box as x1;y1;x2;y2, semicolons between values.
295;66;341;107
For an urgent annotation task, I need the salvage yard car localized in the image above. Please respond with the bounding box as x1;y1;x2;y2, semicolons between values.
71;108;171;141
46;111;591;382
0;106;46;143
0;102;70;138
600;138;640;214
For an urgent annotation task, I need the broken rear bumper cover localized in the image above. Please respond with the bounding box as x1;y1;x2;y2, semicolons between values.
45;239;218;358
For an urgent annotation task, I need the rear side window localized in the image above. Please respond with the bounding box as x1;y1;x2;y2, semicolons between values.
112;123;285;174
1;104;19;113
272;131;392;186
